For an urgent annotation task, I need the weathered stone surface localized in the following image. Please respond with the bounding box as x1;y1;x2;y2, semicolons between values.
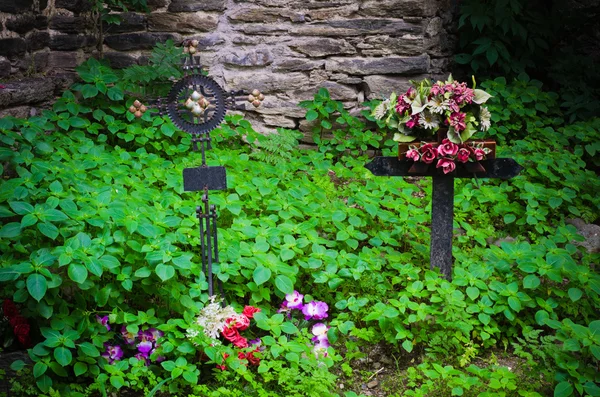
0;57;11;78
47;51;79;69
148;12;218;33
104;32;181;51
6;15;48;34
104;52;138;68
331;73;363;85
237;24;289;36
424;17;455;56
229;6;305;23
50;35;92;51
363;75;425;99
224;70;308;93
146;0;168;10
360;0;436;17
17;51;49;73
0;38;26;57
293;18;422;37
326;54;429;75
0;0;34;12
290;38;356;57
168;0;225;12
50;16;91;33
272;58;325;72
0;77;55;107
222;48;273;67
567;218;600;253
102;13;146;33
197;34;225;49
26;32;51;52
55;0;92;13
0;105;34;119
306;4;359;20
249;95;307;118
358;35;423;56
262;114;297;128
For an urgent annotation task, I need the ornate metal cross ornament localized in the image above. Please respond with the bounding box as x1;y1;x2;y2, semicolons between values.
131;40;264;298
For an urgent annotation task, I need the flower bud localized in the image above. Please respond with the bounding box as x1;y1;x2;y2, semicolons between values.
191;91;201;101
247;94;255;103
258;93;265;101
134;110;143;118
192;104;203;116
140;105;147;113
185;98;195;109
252;89;260;97
189;47;197;54
252;100;261;108
129;105;137;114
191;39;199;47
133;100;141;108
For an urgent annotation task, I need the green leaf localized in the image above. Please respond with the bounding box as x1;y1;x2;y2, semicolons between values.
81;84;99;99
568;288;583;302
549;197;563;209
54;346;72;366
68;263;88;284
110;375;126;389
523;275;540;289
0;222;21;238
79;342;100;357
155;264;175;281
554;381;573;397
253;266;271;286
27;274;47;301
466;286;479;300
507;296;521;312
107;86;124;101
10;360;26;371
182;370;198;384
473;89;492;104
504;214;516;224
37;222;59;239
402;340;414;353
73;362;88;376
36;375;52;392
42;209;68;222
33;362;48;378
9;201;34;215
306;109;318;121
275;275;294;294
21;213;38;227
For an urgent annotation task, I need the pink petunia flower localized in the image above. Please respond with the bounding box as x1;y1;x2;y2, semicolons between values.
405;114;420;129
121;325;136;344
436;158;456;174
406;149;420;161
457;147;470;163
302;301;328;320
285;291;304;310
96;315;110;331
438;139;459;157
102;344;123;364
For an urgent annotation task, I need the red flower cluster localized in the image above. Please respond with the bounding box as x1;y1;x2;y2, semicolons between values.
405;139;490;174
2;300;31;347
217;306;262;370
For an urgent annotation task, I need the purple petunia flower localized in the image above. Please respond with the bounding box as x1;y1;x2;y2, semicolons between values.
285;291;304;310
136;340;153;358
302;301;328;320
121;325;136;345
312;333;330;349
96;315;110;331
312;323;329;336
102;344;123;364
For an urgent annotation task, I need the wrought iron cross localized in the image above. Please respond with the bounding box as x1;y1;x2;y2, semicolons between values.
131;41;264;298
365;154;522;280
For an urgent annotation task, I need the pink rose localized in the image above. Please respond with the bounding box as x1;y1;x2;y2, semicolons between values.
405;114;420;129
457;148;470;163
420;144;438;164
436;158;456;174
474;148;486;161
221;326;239;342
231;335;248;348
406;149;420;161
438;139;459;157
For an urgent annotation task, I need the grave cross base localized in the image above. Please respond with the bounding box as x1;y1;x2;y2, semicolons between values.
366;157;523;280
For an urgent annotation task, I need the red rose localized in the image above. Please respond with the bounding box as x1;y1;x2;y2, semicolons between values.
438;139;459;157
14;323;30;347
457;148;470;163
217;353;229;371
9;315;27;328
221;326;239;342
474;148;486;161
436;158;456;174
246;349;260;366
242;306;261;319
237;352;246;360
2;300;19;319
406;149;420;161
231;335;248;349
420;145;438;164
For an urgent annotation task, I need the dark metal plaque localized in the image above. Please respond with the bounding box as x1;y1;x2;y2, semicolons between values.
183;166;227;191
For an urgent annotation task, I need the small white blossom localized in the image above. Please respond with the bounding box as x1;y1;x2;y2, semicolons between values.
427;96;446;114
480;106;491;131
418;111;440;130
193;296;237;339
372;99;390;120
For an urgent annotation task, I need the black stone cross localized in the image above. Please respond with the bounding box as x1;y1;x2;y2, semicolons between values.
365;156;523;280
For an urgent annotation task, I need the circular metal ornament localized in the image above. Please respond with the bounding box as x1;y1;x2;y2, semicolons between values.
166;74;227;135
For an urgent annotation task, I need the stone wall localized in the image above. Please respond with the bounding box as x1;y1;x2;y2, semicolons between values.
0;0;457;131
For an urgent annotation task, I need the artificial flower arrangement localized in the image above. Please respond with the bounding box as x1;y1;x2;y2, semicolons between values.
1;299;32;349
372;75;496;174
186;292;332;371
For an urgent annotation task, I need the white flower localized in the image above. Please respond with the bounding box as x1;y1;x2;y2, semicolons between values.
372;99;390;120
427;96;446;114
193;295;237;339
418;111;440;130
480;106;491;131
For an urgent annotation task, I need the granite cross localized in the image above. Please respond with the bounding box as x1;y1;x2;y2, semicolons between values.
365;153;522;280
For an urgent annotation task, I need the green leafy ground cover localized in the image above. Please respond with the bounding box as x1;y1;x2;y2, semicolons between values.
0;53;599;396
